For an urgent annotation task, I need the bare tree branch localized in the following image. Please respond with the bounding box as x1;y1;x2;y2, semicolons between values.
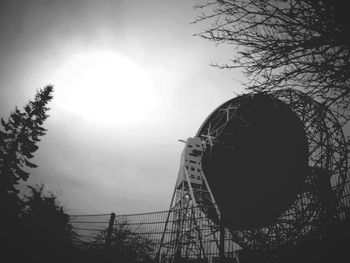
194;0;350;124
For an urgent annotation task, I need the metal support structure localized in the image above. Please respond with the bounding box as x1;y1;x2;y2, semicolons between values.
157;89;349;263
157;137;240;263
219;211;225;262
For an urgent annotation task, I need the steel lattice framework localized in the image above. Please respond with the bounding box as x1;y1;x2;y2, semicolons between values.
157;89;349;263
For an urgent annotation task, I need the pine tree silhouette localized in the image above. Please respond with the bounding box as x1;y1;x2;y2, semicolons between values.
0;85;53;217
0;86;53;263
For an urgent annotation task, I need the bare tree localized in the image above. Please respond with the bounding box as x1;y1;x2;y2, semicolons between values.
194;0;350;124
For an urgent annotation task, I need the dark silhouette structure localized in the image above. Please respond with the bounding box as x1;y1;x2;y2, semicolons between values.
201;93;308;229
157;89;349;263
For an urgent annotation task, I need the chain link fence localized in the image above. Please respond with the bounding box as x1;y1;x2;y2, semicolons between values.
69;207;242;263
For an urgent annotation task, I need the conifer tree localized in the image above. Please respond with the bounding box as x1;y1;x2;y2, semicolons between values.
0;85;53;216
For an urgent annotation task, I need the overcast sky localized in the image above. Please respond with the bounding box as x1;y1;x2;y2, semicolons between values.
0;0;244;214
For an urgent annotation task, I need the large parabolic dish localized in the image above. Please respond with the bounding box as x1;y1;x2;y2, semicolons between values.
158;90;349;262
197;93;309;230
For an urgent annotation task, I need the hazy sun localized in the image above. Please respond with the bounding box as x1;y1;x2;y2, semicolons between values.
53;50;160;126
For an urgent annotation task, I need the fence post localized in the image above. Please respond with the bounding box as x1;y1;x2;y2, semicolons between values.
105;212;115;249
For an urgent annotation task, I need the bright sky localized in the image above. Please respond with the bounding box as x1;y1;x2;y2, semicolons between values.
0;0;244;214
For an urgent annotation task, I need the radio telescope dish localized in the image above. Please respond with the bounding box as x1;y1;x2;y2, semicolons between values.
158;89;349;263
198;92;308;229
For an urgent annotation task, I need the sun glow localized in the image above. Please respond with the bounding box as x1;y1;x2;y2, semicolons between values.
53;51;161;126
